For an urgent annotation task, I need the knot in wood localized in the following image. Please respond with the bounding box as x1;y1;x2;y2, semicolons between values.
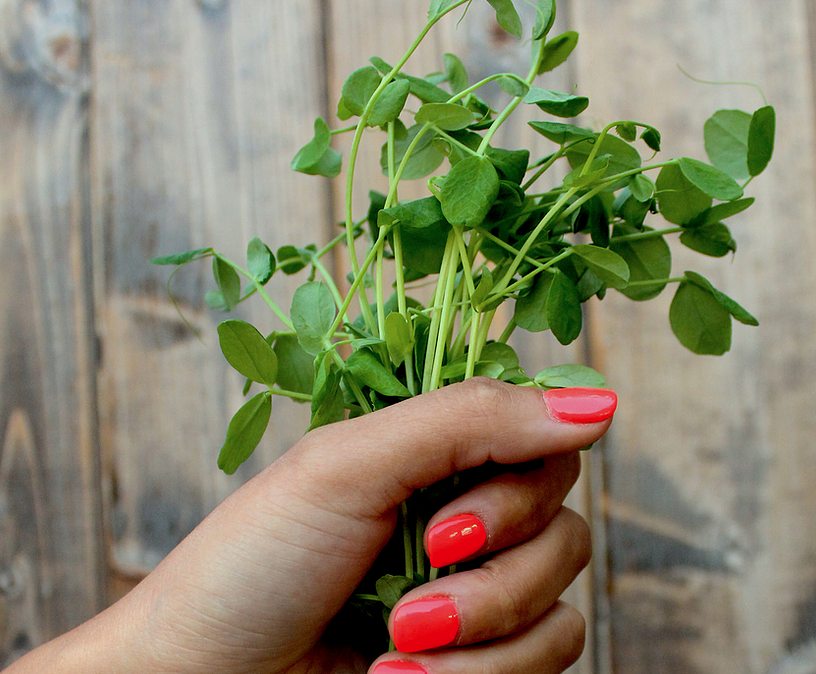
0;0;89;94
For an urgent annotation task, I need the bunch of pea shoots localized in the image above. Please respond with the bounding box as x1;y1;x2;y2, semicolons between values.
152;0;775;655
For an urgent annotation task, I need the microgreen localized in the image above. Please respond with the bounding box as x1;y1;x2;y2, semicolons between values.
151;0;774;652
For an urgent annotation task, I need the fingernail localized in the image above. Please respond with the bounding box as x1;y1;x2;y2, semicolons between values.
427;514;486;567
392;596;459;653
544;387;618;423
371;661;429;674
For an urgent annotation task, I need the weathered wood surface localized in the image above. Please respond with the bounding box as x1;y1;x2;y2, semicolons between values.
0;1;814;672
0;0;103;667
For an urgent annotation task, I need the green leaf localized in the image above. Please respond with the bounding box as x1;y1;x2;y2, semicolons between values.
615;122;637;143
486;0;522;38
395;220;451;274
679;223;736;257
380;196;447;231
486;147;530;185
497;75;529;98
382;124;445;180
415;102;476;131
610;224;672;301
655;163;712;225
514;271;553;332
640;126;662;152
471;268;494;309
538;31;579;74
247;237;275;284
310;353;344;430
273;334;315;396
150;247;213;265
523;87;589;118
684;271;758;326
291;281;337;355
205;290;226;311
384;312;414;366
217;392;272;475
369;79;411;127
533;0;556;40
480;341;520;369
669;280;732;355
688;197;755;227
535;363;606;388
529;121;595;146
429;0;464;21
444;53;469;94
629;174;655;202
571;244;630;289
277;245;313;275
213;255;241;311
291;117;342;178
440;155;500;228
566;135;642;189
677;157;744;201
346;349;412;398
341;66;382;117
375;575;417;609
218;320;278;386
704;109;752;180
370;57;451;104
546;270;582;345
564;154;611;188
747;105;775;177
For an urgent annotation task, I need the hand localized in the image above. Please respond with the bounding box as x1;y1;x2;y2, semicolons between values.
5;379;615;674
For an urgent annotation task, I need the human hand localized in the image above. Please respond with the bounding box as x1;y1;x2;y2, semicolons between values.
5;379;615;674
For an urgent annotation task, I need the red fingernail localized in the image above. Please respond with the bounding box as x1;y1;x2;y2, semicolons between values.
392;596;459;653
371;661;429;674
544;387;618;423
427;514;486;568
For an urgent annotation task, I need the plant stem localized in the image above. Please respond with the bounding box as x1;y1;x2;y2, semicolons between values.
610;226;684;242
268;388;312;402
401;502;414;579
498;317;517;344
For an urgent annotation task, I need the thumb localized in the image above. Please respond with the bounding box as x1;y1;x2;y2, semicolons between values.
287;377;616;518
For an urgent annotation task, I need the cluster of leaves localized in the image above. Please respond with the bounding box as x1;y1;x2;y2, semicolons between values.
151;0;774;649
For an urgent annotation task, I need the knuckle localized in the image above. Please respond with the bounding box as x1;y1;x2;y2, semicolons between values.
552;602;587;670
455;376;513;417
559;507;593;571
473;565;530;635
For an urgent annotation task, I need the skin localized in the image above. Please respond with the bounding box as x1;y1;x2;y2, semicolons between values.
3;378;613;674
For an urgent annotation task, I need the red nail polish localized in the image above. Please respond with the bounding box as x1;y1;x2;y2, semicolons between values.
427;514;486;568
392;596;459;653
371;661;429;674
545;387;618;423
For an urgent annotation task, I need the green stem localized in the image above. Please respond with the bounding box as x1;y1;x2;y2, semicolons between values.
429;232;460;392
521;148;565;191
498;317;517;344
328;227;389;339
610;226;684;243
268;388;312;402
312;258;346;313
401;502;414;579
422;231;457;393
627;276;685;287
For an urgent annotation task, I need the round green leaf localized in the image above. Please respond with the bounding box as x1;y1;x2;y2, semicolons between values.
538;30;579;74
546;270;582;345
150;247;213;266
218;320;278;386
291;281;337;355
341;66;382;117
571;244;630;289
486;0;523;38
678;157;744;201
213;255;241;310
679;223;736;258
440;155;500;228
273;334;315;396
704;109;751;180
523;87;589;118
415;102;476;131
514;272;553;332
217;392;272;475
610;225;672;301
747;105;775;177
369;79;411;127
535;363;606;388
346;349;411;398
529;121;595;146
247;237;275;284
669;280;732;355
655;163;712;225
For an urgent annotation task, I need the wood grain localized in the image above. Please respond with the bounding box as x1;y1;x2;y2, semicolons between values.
569;0;816;671
90;0;330;585
0;0;103;664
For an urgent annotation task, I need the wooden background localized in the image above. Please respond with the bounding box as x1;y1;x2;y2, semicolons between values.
1;0;814;672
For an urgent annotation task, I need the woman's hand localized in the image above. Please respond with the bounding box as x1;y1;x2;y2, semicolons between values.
5;379;616;674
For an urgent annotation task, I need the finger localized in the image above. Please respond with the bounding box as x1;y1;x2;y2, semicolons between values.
288;380;616;518
388;507;591;652
424;453;581;568
370;601;586;674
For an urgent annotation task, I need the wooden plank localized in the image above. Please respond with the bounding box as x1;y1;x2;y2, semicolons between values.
568;0;816;671
0;0;103;665
90;0;331;589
